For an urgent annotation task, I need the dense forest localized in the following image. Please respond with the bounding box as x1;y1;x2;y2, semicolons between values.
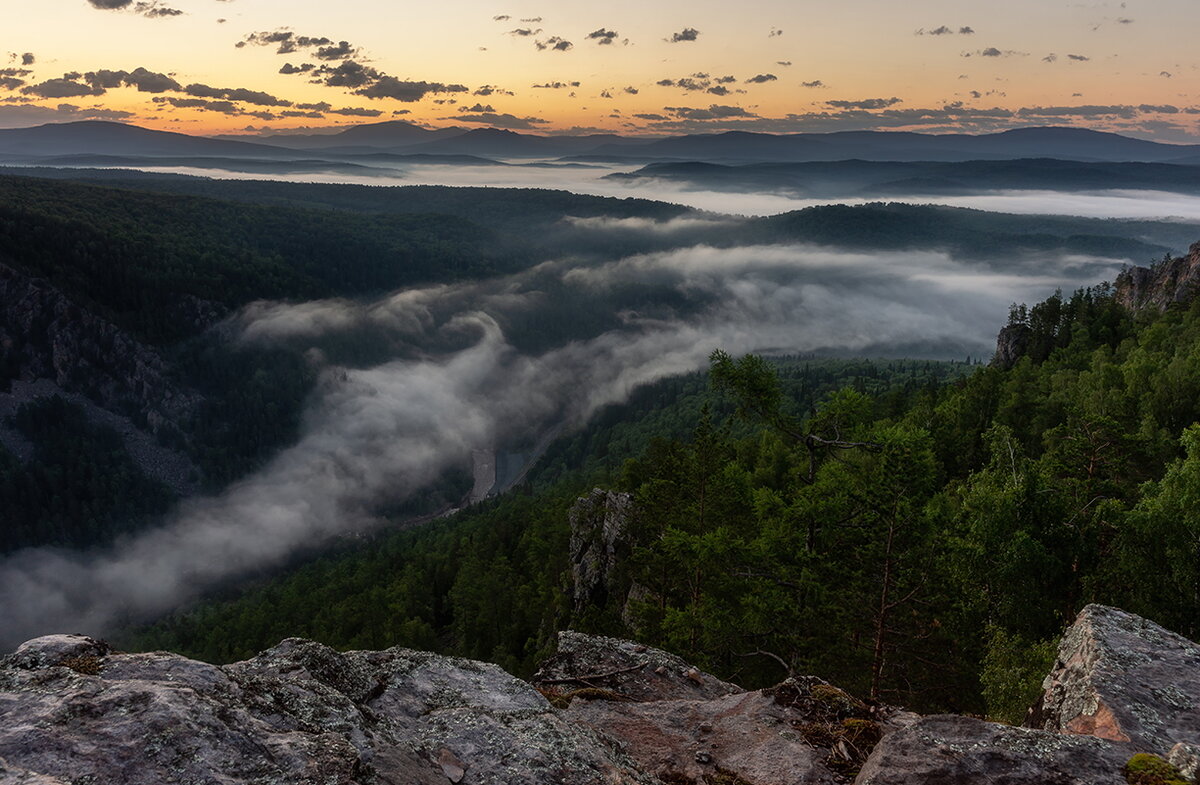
125;276;1200;719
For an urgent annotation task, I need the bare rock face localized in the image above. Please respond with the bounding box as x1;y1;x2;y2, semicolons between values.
0;634;654;785
1115;241;1200;312
1028;603;1200;755
854;714;1133;785
991;323;1031;369
568;489;636;615
0;262;202;436
532;630;739;702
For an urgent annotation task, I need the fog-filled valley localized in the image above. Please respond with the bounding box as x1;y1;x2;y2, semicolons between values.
6;119;1200;732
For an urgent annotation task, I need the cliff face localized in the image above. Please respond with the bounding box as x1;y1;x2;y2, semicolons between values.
3;605;1199;785
1115;241;1200;312
0;261;202;435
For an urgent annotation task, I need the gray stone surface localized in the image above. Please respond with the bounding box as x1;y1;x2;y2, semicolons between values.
532;629;740;702
0;634;654;785
855;714;1133;785
568;488;636;615
566;688;841;784
1029;603;1200;754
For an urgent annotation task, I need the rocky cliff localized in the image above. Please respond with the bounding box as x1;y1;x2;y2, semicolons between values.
3;604;1199;784
1115;242;1200;312
0;261;203;435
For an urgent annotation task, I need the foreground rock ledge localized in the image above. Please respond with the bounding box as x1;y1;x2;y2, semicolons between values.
4;605;1200;785
0;634;653;785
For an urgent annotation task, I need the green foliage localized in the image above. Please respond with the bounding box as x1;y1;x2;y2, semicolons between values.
120;273;1200;714
1124;754;1188;785
0;396;176;554
979;626;1058;724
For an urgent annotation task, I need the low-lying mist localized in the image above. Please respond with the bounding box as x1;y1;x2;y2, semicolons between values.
65;161;1200;221
0;235;1132;647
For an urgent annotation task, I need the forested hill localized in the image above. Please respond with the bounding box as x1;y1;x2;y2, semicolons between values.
128;240;1200;721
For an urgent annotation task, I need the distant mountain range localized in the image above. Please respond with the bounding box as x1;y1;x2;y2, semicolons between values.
3;121;1200;167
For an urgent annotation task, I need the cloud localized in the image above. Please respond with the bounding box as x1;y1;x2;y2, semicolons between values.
86;0;182;16
826;97;902;110
916;25;974;36
745;73;777;84
1160;71;1172;78
72;67;181;94
0;102;134;128
21;53;35;66
493;14;510;21
623;86;638;95
776;61;792;67
22;78;103;99
461;102;494;113
664;104;756;120
508;28;540;36
586;28;619;45
981;47;1003;57
801;80;826;88
315;41;358;61
769;28;783;37
473;85;513;96
1067;54;1090;61
279;63;314;75
357;76;469;101
328;106;384;117
532;81;579;89
535;36;573;51
135;2;183;17
184;82;290;106
454;111;549;129
667;27;700;43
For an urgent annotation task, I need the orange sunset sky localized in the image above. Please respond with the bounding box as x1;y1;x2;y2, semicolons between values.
3;0;1198;140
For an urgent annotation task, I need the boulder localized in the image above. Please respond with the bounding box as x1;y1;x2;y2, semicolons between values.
564;677;894;785
854;714;1134;785
532;630;740;702
0;635;655;785
1028;603;1200;754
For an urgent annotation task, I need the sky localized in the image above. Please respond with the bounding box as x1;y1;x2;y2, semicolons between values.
3;0;1199;139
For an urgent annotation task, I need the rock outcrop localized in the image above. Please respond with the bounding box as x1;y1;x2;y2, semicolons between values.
533;630;739;702
1115;241;1200;312
0;634;653;785
1028;603;1200;755
568;489;637;615
991;322;1031;370
855;714;1134;784
6;605;1200;785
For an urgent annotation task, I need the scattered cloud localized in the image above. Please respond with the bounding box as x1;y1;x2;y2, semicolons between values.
801;80;826;88
184;83;290;105
535;36;573;51
454;110;548;129
532;81;580;89
664;104;755;120
473;85;513;96
508;28;541;36
776;61;792;67
745;73;777;84
826;97;903;110
586;28;619;45
916;25;974;36
1067;53;1090;61
667;27;700;43
769;28;783;37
